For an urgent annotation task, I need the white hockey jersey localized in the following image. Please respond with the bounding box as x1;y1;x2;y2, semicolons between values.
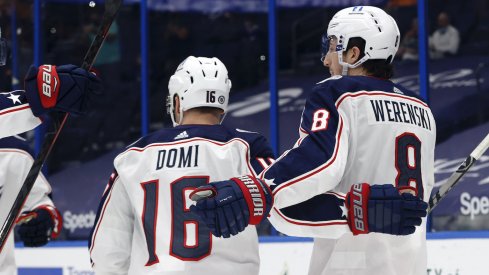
0;136;58;275
0;90;41;138
261;75;436;275
89;125;274;275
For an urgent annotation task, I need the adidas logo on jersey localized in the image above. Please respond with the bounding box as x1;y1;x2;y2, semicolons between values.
393;87;403;94
174;131;189;140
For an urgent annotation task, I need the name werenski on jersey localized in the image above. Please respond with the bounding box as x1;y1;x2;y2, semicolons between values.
156;145;199;170
370;99;432;130
238;176;264;216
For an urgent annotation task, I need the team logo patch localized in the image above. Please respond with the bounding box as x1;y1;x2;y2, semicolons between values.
218;96;225;104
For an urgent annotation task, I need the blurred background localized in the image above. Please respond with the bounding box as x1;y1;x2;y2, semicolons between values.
1;0;489;273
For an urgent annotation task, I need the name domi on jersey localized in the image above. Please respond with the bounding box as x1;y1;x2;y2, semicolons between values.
156;145;199;170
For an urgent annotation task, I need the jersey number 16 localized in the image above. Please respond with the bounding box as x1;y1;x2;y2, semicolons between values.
141;176;212;266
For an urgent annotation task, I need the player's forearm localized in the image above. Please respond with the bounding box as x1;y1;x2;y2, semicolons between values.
263;135;347;210
268;192;349;239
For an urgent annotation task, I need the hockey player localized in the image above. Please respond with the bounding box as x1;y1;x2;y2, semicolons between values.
0;27;103;138
0;25;100;274
0;135;63;275
89;56;274;274
191;6;434;275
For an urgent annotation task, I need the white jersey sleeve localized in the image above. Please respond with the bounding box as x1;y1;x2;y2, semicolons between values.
0;91;41;138
88;171;133;273
0;136;57;275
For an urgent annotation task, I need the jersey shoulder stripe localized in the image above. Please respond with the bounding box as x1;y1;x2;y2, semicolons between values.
313;75;424;106
121;124;274;159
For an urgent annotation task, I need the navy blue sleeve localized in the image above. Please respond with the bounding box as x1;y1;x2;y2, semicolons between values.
0;136;34;157
249;134;275;175
262;82;347;207
260;80;351;237
236;130;275;175
280;193;346;222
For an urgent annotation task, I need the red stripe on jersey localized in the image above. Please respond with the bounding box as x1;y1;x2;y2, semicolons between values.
0;104;31;116
0;149;32;158
272;117;344;196
256;158;269;169
336;91;429;109
327;191;346;199
273;207;347;227
123;137;247;153
297;136;305;146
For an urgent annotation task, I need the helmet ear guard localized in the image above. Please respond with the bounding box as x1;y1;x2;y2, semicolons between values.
167;74;189;125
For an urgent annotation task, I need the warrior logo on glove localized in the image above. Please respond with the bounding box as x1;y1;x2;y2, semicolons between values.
235;176;268;223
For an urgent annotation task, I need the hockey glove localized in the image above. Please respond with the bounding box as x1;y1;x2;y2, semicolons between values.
24;64;103;117
189;175;273;238
345;183;427;236
17;206;63;247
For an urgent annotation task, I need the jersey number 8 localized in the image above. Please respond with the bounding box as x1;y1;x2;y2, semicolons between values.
395;132;423;198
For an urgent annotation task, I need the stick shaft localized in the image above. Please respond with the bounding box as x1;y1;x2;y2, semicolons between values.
428;133;489;213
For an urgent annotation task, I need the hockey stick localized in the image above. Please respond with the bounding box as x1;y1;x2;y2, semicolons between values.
0;0;122;250
428;133;489;213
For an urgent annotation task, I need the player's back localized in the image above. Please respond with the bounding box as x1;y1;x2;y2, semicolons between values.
90;124;273;275
310;76;436;275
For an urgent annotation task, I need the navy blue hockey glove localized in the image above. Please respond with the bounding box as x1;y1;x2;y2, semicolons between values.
345;183;428;236
189;175;273;238
17;206;62;247
24;64;103;117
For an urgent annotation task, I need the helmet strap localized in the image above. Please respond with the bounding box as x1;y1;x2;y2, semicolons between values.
177;107;184;126
219;112;227;124
337;50;370;76
169;95;184;127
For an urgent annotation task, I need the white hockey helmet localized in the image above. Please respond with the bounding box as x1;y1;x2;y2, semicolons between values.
0;27;7;66
167;56;232;126
322;6;400;75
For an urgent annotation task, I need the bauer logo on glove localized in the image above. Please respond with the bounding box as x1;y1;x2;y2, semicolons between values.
345;183;428;236
349;183;368;233
24;64;103;117
37;65;60;108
